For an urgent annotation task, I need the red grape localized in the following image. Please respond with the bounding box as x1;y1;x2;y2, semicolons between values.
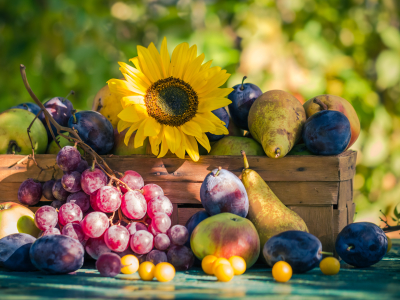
148;223;161;236
167;225;189;246
81;168;107;195
96;253;121;277
41;228;61;237
121;190;147;219
104;225;130;252
141;184;164;202
42;180;56;200
61;171;82;193
75;159;89;173
146;250;167;265
147;196;173;218
52;179;70;201
56;146;81;172
58;203;83;226
85;235;112;259
62;223;86;244
167;245;194;271
89;190;101;211
126;222;148;235
95;186;121;213
130;230;154;254
18;178;42;206
34;205;58;231
81;212;110;238
154;233;171;251
152;213;171;234
51;200;64;209
67;191;90;213
120;170;144;193
143;215;152;226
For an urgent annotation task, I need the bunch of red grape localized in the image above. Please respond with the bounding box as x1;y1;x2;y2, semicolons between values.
17;145;195;275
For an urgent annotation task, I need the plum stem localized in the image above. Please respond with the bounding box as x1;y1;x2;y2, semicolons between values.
313;98;328;111
64;90;75;100
347;246;354;251
241;150;249;169
214;166;222;176
319;251;333;255
275;148;281;158
240;76;247;90
71;109;77;124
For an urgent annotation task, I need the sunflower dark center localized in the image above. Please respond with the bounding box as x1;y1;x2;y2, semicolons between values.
145;77;198;127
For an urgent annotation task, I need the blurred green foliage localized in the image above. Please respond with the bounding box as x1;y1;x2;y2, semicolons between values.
1;0;400;225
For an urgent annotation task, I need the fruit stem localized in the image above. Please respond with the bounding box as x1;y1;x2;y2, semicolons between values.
214;166;222;176
240;76;247;91
241;150;249;169
319;251;333;256
275;148;281;158
313;98;328;111
91;160;96;171
64;90;75;100
71;109;77;124
347;246;354;251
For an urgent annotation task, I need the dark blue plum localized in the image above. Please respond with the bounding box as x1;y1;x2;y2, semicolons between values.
184;210;210;248
263;230;322;273
228;76;262;131
39;97;74;141
206;107;229;142
68;110;114;155
29;234;84;274
0;233;37;272
335;222;387;268
303;110;351;155
200;168;249;218
11;103;41;116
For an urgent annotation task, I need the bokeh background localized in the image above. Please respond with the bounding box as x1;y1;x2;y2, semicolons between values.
1;0;399;232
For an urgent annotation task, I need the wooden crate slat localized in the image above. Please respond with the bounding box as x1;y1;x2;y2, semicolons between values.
178;207;206;226
0;151;356;183
288;205;335;254
0;181;339;206
337;180;353;210
171;204;179;226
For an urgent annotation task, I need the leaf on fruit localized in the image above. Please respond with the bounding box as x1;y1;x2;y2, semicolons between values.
394;205;400;219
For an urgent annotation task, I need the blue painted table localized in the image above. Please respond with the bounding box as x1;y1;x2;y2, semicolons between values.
1;240;399;300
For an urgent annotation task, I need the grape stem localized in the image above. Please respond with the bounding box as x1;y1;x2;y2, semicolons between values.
379;210;400;232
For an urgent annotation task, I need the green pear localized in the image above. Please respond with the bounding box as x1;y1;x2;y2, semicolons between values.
47;133;84;155
241;151;308;253
209;136;265;156
248;90;306;158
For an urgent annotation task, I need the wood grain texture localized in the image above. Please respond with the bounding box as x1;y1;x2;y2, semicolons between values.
347;202;356;224
337;180;353;210
171;204;179;226
288;205;335;254
178;207;206;226
333;208;348;254
0;151;357;183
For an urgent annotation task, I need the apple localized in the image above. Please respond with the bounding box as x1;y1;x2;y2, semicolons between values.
303;95;360;149
0;202;40;239
112;128;152;155
190;212;260;268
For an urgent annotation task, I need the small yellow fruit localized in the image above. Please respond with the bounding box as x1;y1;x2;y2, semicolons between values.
138;261;155;281
212;258;231;275
386;235;392;253
214;264;234;282
319;257;340;275
121;255;139;275
202;255;217;275
154;262;175;282
229;256;246;275
92;84;123;129
272;261;292;283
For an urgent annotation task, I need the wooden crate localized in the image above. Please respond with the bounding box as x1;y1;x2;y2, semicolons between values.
0;150;357;254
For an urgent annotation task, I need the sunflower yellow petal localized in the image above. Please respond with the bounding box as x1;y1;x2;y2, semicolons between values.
118;120;133;133
144;117;162;137
209;124;229;135
181;120;203;139
175;138;186;159
138;45;162;81
107;79;143;98
192;114;216;133
124;121;142;146
182;45;197;75
134;119;149;148
137;46;159;83
190;66;221;91
147;42;165;80
184;135;199;162
195;132;211;153
200;111;226;127
201;87;234;99
184;53;205;83
129;57;142;73
169;42;189;79
160;37;170;78
197;70;230;95
158;136;169;158
164;125;181;153
118;105;147;123
198;98;232;113
121;95;145;109
199;60;213;72
149;126;164;156
118;61;151;88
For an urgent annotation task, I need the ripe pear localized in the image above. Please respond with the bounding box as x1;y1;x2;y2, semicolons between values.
241;151;308;253
92;84;123;129
248;90;306;158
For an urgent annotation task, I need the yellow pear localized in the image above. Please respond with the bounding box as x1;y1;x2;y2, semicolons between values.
241;151;308;253
248;90;306;158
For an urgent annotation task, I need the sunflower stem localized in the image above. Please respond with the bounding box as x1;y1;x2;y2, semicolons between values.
240;76;247;91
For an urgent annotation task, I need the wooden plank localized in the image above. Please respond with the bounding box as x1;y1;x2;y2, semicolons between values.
1;181;339;206
171;204;179;226
337;180;353;210
288;205;335;254
178;207;206;226
347;202;356;224
0;151;356;183
333;208;348;241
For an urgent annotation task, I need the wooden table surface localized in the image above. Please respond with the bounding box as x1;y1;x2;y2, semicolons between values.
1;240;399;300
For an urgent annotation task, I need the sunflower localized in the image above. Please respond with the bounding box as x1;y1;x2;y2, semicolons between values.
107;37;232;162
